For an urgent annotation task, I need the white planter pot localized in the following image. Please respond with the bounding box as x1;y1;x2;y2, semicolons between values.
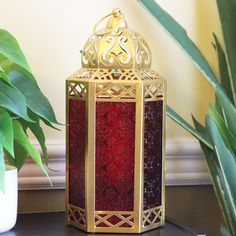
0;165;18;233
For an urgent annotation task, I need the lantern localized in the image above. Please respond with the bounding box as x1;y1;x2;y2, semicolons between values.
66;9;166;233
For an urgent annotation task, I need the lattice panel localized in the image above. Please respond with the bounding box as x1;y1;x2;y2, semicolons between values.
95;211;134;228
143;206;162;227
70;68;94;80
138;70;164;81
96;84;136;101
68;204;86;228
68;82;87;99
68;68;165;82
144;83;164;101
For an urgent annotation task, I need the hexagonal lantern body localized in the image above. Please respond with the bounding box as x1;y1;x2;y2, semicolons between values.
66;9;166;233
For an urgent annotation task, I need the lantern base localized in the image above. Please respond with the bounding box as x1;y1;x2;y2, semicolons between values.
66;204;164;233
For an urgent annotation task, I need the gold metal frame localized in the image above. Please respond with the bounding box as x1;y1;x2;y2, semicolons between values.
66;69;166;233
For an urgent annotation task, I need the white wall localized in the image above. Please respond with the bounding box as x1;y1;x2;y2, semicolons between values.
0;0;221;140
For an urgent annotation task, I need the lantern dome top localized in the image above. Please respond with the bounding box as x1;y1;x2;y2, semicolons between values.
81;9;152;70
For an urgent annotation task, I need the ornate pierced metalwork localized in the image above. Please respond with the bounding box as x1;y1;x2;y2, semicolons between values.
95;211;134;228
81;9;151;70
68;204;86;229
68;69;164;84
94;69;138;81
143;206;162;228
96;83;136;101
70;68;94;81
144;83;164;101
68;81;87;100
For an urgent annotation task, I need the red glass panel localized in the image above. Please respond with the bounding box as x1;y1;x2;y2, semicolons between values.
143;100;163;210
95;102;135;211
69;99;86;208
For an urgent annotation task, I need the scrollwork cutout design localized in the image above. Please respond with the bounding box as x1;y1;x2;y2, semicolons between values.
82;27;152;69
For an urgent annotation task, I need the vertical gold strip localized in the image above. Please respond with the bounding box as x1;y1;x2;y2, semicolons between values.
85;81;96;232
65;80;69;225
161;80;167;225
134;82;144;233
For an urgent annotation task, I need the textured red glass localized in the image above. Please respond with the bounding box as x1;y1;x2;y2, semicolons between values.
143;100;163;210
69;99;86;208
95;102;135;211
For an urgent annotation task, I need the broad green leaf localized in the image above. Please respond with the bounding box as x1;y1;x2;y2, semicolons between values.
209;104;236;157
221;225;232;236
213;34;234;104
216;86;236;138
9;71;60;125
0;133;5;193
8;141;28;170
21;111;48;164
12;120;51;184
206;116;236;234
0;79;33;122
0;108;14;157
0;67;11;85
0;58;12;74
138;0;219;88
0;29;31;74
216;0;236;104
167;106;213;149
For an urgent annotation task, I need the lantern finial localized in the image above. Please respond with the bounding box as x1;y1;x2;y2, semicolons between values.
112;8;121;17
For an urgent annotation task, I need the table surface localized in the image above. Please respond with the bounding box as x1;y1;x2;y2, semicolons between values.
2;212;202;236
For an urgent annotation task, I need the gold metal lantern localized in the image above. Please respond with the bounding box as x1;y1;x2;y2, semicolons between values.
66;9;166;233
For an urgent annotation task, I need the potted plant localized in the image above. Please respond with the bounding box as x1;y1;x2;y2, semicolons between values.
0;29;59;233
138;0;236;235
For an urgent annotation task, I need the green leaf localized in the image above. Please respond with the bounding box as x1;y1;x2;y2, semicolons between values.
12;120;51;184
209;104;236;157
0;78;33;122
221;225;232;236
21;111;49;164
206;116;236;234
8;141;28;170
217;171;236;236
0;67;12;85
199;141;233;234
208;116;236;203
0;133;5;193
216;0;236;104
138;0;219;88
0;29;31;74
9;71;60;125
194;116;236;234
167;106;213;149
191;115;212;145
42;118;61;131
216;86;236;138
0;108;14;157
213;34;234;104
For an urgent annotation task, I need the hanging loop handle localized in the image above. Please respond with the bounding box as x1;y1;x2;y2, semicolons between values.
93;8;127;36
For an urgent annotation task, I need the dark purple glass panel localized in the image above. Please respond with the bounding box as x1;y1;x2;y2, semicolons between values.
69;99;86;208
143;100;163;210
95;102;135;211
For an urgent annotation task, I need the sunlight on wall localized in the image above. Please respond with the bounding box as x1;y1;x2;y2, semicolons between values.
1;0;221;140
